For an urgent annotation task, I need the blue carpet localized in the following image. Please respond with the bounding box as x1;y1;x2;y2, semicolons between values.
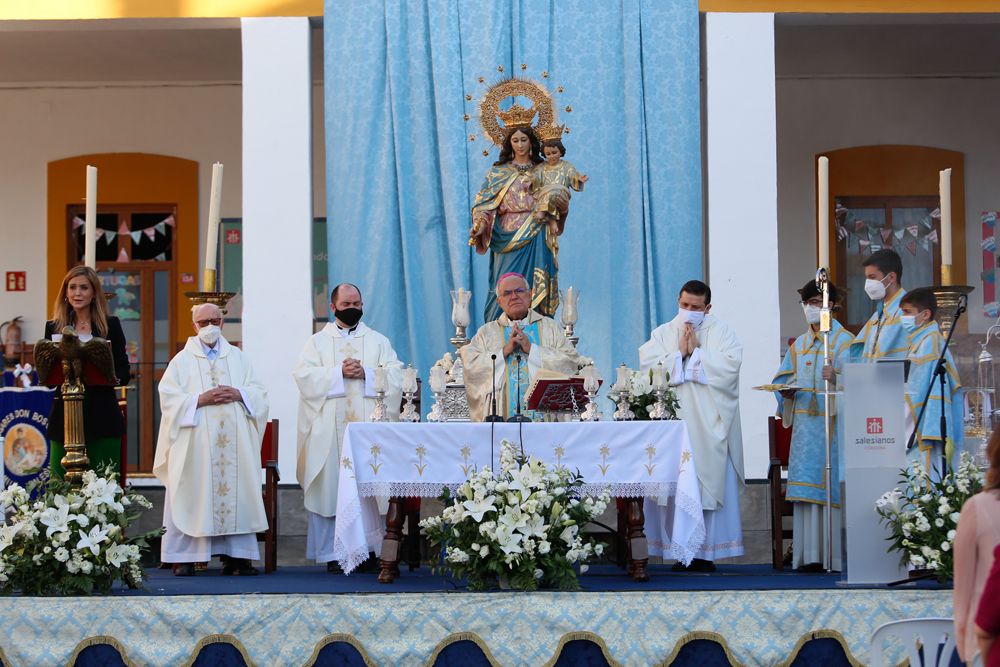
124;563;949;596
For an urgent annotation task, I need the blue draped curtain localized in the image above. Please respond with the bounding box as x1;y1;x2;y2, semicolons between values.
324;0;701;388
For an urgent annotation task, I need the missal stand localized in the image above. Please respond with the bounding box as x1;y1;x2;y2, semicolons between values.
525;375;590;416
840;361;908;584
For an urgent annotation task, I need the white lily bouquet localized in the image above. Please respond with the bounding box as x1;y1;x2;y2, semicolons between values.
874;451;983;582
0;467;160;595
420;439;611;591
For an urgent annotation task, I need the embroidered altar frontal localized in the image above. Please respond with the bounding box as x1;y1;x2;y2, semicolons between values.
0;585;950;666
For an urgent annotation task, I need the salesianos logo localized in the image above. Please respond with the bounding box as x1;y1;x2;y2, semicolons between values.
866;417;883;434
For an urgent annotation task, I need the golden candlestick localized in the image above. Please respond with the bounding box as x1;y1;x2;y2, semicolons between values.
931;284;973;335
941;264;953;287
184;290;236;313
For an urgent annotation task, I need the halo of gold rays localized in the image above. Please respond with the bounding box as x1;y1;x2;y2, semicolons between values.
464;67;573;153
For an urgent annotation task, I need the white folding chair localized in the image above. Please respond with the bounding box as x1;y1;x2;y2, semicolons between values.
869;618;957;667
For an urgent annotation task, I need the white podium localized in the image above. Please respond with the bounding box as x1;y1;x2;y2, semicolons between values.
841;361;908;584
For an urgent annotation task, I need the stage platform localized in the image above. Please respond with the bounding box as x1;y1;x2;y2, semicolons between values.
0;564;952;666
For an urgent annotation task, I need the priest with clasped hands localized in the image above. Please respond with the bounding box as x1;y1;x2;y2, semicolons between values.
639;279;745;572
154;303;270;577
462;272;581;421
293;283;402;573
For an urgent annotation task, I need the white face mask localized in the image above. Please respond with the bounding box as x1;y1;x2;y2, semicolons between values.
675;308;705;328
197;324;221;347
802;304;822;325
899;315;917;333
864;276;889;301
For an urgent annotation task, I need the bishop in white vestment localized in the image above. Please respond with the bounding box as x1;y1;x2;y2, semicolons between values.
639;280;745;569
154;304;269;576
293;284;402;570
462;273;582;421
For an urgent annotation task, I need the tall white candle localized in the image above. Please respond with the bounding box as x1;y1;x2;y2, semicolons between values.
429;365;447;393
84;165;98;269
402;366;418;393
940;168;953;267
203;162;224;291
652;362;667;390
817;156;830;269
615;365;630;393
374;366;387;394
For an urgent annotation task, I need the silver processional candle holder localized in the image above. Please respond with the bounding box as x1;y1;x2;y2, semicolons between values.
400;391;419;422
648;387;669;420
560;287;579;347
580;386;601;422
370;389;389;422
427;364;448;423
611;388;635;421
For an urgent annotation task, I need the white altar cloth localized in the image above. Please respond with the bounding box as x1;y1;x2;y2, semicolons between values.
332;421;705;574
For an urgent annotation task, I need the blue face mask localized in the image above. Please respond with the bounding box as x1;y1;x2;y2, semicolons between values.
900;315;917;333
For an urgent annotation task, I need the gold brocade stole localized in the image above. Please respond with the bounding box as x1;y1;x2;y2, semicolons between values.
333;335;366;445
198;353;239;534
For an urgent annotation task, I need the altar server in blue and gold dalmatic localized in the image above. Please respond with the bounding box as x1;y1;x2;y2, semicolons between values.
899;288;963;479
772;279;852;571
851;249;908;362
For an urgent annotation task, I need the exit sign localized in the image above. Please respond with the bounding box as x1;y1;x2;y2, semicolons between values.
5;272;25;291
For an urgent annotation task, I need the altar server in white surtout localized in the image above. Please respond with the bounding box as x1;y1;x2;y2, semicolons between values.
154;303;269;577
639;279;745;571
293;284;402;573
462;272;582;421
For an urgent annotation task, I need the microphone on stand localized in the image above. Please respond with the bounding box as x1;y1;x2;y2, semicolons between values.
484;353;503;423
508;354;531;423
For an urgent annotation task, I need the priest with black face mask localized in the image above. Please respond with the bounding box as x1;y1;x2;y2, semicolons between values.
292;283;402;573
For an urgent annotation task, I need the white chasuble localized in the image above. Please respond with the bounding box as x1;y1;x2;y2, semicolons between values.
461;310;582;422
153;337;269;538
293;322;402;518
639;314;745;511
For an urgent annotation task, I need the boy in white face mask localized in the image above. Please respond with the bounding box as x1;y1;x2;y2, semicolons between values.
153;302;270;577
772;279;852;571
639;280;745;571
899;288;963;479
850;249;908;362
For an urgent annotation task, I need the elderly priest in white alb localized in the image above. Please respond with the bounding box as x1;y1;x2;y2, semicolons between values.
461;272;582;421
154;303;269;577
639;280;745;572
293;284;402;573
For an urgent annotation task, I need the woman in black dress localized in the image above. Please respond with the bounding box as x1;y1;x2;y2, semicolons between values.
45;266;130;477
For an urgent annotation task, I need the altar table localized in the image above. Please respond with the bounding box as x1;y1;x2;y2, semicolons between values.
332;421;705;582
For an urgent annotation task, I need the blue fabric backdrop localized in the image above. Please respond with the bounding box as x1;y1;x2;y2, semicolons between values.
324;0;702;390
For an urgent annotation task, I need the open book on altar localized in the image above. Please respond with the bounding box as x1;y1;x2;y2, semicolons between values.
525;370;601;412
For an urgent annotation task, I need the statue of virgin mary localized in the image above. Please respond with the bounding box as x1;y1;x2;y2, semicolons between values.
468;78;573;322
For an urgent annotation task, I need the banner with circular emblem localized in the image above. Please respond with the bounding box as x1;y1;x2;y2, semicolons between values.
0;387;55;489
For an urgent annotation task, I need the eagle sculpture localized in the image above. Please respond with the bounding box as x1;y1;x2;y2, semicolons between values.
34;326;115;387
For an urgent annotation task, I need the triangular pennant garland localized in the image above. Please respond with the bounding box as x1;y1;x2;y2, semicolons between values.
163;214;176;227
154;252;166;261
930;208;941;220
880;228;893;244
130;231;142;244
118;221;129;235
72;216;85;230
905;238;917;256
117;248;129;262
894;229;905;240
103;230;117;244
920;236;930;251
927;230;939;243
155;222;166;235
143;227;156;240
907;225;919;237
837;225;848;240
920;216;933;229
982;236;997;253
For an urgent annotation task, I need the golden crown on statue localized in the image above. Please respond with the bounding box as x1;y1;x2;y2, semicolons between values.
467;69;572;150
497;103;538;130
536;123;565;142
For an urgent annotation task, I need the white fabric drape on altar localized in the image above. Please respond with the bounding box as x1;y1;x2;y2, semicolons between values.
332;421;704;574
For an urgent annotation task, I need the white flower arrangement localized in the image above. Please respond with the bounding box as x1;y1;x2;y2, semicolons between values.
420;439;610;591
614;369;679;420
0;466;160;595
874;452;983;582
